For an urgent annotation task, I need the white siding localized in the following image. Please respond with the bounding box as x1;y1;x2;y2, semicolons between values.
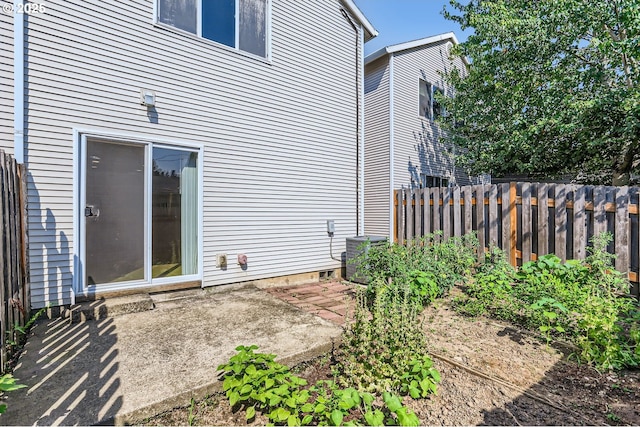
392;41;471;190
363;57;390;236
26;0;364;307
0;1;14;155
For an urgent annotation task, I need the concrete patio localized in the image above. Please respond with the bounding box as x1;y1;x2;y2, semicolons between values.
2;281;356;426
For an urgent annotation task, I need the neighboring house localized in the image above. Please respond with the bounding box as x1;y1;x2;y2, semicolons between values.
363;32;480;237
1;0;377;309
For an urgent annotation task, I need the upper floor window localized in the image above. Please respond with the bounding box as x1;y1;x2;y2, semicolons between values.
419;79;444;120
158;0;268;58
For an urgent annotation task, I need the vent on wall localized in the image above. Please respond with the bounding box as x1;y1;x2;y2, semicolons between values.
345;236;387;284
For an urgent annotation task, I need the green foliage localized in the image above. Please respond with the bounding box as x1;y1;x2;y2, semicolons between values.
0;374;26;415
454;233;640;370
216;345;309;424
356;233;478;308
441;0;640;184
217;346;421;426
334;286;440;397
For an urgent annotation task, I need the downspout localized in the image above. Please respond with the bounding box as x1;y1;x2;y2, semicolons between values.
358;25;364;236
14;0;25;164
388;54;394;239
340;8;361;236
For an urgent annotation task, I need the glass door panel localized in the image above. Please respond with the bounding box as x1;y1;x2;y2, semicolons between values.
85;140;146;285
152;147;198;278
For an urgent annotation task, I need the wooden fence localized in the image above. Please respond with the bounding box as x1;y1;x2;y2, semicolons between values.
0;150;30;371
394;182;640;297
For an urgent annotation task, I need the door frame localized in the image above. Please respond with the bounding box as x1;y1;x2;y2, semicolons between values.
73;129;204;299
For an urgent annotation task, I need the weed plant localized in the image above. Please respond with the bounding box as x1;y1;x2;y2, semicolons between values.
217;345;421;426
334;284;440;397
355;233;478;308
454;233;640;370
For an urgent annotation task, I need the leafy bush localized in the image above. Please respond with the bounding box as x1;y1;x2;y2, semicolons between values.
356;233;478;308
334;285;440;396
0;374;26;415
217;345;421;426
453;233;640;370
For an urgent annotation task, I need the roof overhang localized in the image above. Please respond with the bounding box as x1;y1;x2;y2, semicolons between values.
340;0;378;42
365;32;469;65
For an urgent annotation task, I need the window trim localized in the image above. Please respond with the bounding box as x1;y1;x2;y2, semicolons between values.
419;79;445;121
153;0;272;61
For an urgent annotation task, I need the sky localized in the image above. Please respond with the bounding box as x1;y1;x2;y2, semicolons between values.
354;1;473;56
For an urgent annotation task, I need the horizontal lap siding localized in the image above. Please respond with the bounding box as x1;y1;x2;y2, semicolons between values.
0;2;14;155
25;0;361;307
364;58;390;236
392;42;469;188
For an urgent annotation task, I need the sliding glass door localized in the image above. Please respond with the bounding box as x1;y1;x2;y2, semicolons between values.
83;137;200;290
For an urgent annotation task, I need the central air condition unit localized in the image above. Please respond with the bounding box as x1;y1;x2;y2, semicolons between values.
345;235;387;284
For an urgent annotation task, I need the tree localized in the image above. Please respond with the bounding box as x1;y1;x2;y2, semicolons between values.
441;0;640;185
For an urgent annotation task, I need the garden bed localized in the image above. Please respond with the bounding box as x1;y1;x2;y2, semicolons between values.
143;293;640;426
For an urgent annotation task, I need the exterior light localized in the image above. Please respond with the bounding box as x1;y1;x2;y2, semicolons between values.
140;89;156;107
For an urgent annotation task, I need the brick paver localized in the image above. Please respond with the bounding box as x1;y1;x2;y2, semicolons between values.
266;281;357;325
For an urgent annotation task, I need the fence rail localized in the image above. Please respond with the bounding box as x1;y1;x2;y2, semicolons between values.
394;182;640;297
0;150;30;371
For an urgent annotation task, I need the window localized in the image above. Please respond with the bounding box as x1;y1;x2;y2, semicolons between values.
419;79;444;120
420;174;449;188
158;0;268;58
419;79;432;118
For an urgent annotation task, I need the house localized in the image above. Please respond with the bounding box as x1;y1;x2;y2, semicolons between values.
1;0;377;309
363;32;480;237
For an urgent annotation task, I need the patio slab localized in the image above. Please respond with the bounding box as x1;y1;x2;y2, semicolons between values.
2;282;346;426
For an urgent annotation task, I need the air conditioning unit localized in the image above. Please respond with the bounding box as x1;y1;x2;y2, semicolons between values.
345;236;387;284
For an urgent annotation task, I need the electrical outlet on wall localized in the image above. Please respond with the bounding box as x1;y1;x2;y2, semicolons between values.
216;254;228;268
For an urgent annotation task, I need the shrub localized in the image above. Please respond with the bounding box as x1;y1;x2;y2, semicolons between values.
453;233;640;370
356;233;478;308
334;285;440;397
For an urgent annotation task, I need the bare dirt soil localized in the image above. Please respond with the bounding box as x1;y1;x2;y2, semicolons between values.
143;297;640;426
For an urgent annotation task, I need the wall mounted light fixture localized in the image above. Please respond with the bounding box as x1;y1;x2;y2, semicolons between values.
140;89;156;107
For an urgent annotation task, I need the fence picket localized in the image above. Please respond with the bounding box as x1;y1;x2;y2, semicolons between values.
554;184;567;261
424;189;431;236
415;189;423;239
537;184;549;257
474;185;485;255
615;187;629;273
593;186;607;237
405;189;414;243
453;187;461;237
488;185;498;247
521;183;532;263
432;187;441;242
573;185;587;260
463;187;472;236
501;183;511;260
442;188;451;239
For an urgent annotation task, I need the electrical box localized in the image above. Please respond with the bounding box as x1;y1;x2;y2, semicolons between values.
326;220;335;235
216;254;228;268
